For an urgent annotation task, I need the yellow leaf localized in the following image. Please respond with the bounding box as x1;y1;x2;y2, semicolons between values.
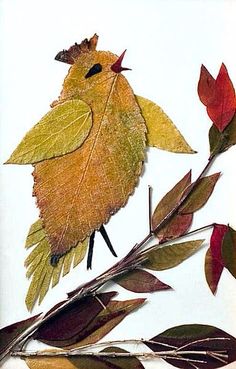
136;95;195;153
25;356;77;369
25;220;88;311
33;51;146;258
6;99;92;164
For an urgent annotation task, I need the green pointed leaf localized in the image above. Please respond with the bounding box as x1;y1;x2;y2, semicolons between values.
145;240;204;271
6;99;92;164
222;226;236;278
136;95;195;153
209;114;236;155
115;269;171;293
180;173;220;214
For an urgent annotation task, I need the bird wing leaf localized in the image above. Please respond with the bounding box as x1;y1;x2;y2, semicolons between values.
136;95;195;153
6;99;92;164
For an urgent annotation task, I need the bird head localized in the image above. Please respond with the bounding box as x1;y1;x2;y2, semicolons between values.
54;34;131;107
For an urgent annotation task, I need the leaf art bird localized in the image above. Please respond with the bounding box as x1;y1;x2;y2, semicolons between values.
6;34;193;281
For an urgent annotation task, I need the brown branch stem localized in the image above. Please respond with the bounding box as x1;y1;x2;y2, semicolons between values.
0;155;217;362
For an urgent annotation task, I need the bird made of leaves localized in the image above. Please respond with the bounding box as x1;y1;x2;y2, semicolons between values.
6;34;193;271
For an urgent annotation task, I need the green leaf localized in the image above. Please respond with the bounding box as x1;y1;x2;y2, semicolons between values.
136;95;195;153
145;240;204;271
179;173;220;214
25;220;88;311
222;226;236;278
209;113;236;155
115;269;171;292
6;99;92;164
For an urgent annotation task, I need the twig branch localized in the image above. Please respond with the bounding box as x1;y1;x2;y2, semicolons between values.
0;155;217;362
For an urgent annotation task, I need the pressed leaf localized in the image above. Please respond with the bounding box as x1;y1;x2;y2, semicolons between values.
136;95;194;153
33;51;146;259
25;219;45;249
25;222;88;310
70;347;145;369
145;324;236;369
205;248;224;295
145;240;204;271
198;64;216;106
209;113;236;155
207;64;235;132
115;269;171;293
25;347;144;369
6;99;92;164
179;173;220;214
222;226;236;278
66;298;146;349
152;171;192;240
34;292;117;347
25;356;77;369
0;314;41;357
159;213;193;244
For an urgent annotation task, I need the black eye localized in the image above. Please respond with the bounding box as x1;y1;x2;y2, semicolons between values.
85;63;102;78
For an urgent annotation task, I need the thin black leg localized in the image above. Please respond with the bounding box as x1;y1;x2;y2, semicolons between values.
87;230;96;269
99;225;117;257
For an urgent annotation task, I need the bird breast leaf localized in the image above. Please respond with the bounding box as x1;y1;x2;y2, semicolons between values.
6;99;92;164
33;51;146;257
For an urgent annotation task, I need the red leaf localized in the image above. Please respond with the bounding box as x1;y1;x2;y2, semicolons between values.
198;65;216;106
115;269;172;293
0;314;41;357
207;64;235;132
158;213;193;243
205;224;228;294
34;292;116;347
210;224;228;263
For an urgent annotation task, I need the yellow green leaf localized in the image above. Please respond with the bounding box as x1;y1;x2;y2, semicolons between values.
25;220;88;311
145;239;204;271
6;99;92;164
33;51;146;258
25;219;45;249
136;95;195;153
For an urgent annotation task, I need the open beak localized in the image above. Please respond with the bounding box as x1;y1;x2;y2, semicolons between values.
111;50;131;73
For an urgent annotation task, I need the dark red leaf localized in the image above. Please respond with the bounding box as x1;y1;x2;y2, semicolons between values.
0;314;41;356
210;224;228;263
204;224;228;294
115;269;172;293
205;248;224;294
207;64;235;132
145;324;236;369
158;213;193;243
198;64;216;106
34;292;116;347
222;226;236;278
152;171;192;240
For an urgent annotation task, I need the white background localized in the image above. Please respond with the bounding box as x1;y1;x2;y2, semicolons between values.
0;0;236;368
